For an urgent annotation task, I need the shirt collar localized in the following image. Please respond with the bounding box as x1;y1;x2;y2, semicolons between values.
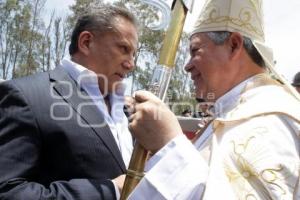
60;58;127;122
213;76;256;118
60;58;99;88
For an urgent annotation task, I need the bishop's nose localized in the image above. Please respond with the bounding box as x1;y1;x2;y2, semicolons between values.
184;61;193;72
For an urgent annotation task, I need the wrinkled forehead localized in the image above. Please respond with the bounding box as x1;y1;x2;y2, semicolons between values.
189;32;208;44
189;33;211;51
113;17;138;46
190;32;202;41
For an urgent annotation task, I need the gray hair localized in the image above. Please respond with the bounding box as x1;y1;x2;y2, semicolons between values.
206;31;266;68
69;5;138;55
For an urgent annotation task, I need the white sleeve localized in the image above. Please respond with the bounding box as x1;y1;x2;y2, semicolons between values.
128;135;208;200
112;180;121;200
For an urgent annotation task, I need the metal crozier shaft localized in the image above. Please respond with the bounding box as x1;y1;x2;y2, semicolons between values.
120;1;188;199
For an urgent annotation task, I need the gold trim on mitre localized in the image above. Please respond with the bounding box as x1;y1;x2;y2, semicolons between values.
191;0;264;41
190;0;271;70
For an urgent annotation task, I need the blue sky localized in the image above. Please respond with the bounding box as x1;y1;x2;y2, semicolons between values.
46;0;300;82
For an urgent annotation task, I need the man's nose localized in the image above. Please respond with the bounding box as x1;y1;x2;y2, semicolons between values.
123;57;135;71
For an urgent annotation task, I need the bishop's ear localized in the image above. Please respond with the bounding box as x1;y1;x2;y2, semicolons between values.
228;32;243;59
77;31;93;56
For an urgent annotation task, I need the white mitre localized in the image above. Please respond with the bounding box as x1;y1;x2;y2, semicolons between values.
190;0;300;100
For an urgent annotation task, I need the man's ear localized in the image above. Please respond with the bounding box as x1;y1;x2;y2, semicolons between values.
77;31;93;55
228;32;243;60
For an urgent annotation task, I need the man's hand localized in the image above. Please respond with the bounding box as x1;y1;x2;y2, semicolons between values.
128;91;183;153
124;96;136;117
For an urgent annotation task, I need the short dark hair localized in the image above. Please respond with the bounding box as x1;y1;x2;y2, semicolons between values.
292;72;300;86
69;5;138;55
206;31;266;68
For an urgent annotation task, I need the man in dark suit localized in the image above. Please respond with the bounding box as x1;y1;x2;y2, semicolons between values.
0;5;138;200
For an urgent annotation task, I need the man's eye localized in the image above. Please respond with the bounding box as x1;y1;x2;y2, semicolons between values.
120;45;129;53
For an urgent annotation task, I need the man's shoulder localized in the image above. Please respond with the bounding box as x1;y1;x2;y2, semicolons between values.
9;67;66;87
13;69;55;83
1;67;65;95
243;84;298;106
19;72;45;83
220;84;300;123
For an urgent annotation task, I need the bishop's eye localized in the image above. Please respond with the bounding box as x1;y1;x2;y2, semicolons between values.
190;47;199;56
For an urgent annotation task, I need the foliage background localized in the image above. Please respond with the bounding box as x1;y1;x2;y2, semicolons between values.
0;0;196;114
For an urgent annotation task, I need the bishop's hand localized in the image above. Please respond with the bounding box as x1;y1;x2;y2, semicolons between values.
128;91;183;153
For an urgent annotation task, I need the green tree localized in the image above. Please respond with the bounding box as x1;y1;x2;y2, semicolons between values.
22;0;46;76
0;0;21;79
0;0;49;79
119;0;164;93
0;0;194;105
53;16;68;67
39;10;54;72
67;0;105;29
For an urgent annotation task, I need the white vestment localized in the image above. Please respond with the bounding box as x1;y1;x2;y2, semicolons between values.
128;74;300;200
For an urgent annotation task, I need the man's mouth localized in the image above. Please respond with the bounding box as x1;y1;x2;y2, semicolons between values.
191;73;201;81
115;73;125;79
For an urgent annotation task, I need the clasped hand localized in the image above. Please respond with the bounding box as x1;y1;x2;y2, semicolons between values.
126;91;183;153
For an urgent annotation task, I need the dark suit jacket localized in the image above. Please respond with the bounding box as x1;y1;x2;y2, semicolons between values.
0;66;127;199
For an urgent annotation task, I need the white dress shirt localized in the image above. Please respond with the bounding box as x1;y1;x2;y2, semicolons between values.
61;58;133;198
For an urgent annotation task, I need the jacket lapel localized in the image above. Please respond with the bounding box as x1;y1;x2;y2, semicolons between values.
49;66;126;172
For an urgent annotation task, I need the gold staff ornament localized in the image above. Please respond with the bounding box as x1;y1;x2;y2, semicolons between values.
120;0;194;199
